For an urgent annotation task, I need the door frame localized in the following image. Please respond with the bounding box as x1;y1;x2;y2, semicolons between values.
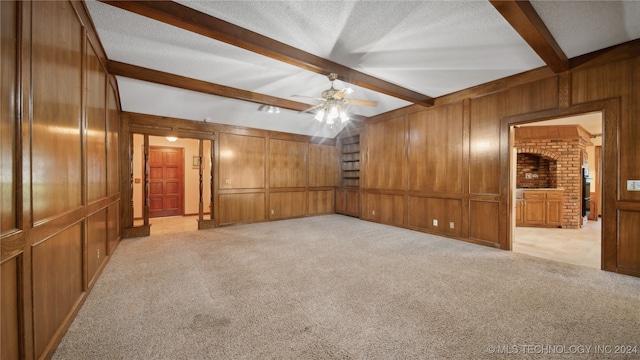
500;99;618;272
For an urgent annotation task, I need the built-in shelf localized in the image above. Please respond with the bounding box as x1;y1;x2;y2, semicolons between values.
340;135;360;188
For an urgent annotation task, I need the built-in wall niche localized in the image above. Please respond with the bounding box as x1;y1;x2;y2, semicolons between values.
516;153;557;188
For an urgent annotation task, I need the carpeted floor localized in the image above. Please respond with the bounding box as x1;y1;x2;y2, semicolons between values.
54;215;640;359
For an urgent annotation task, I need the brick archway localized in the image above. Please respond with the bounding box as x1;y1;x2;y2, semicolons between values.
515;147;560;161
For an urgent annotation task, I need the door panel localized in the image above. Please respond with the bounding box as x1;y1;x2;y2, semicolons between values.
149;147;184;218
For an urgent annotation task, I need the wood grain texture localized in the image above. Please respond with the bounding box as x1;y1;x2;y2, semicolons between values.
469;201;500;245
86;39;107;203
219;133;265;190
107;201;119;254
363;192;404;227
1;0;18;234
408;103;463;194
1;256;21;360
87;209;107;287
308;190;334;215
617;211;640;274
407;197;462;236
364;116;407;190
269;139;307;188
219;193;265;225
269;191;306;219
107;84;120;197
31;0;83;221
308;143;338;187
32;223;84;358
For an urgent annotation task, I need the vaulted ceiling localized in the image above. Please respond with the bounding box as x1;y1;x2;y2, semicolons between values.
86;0;640;138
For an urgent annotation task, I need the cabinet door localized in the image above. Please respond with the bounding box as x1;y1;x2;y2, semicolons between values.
346;190;360;217
515;199;523;225
546;200;563;227
523;199;545;225
336;189;347;214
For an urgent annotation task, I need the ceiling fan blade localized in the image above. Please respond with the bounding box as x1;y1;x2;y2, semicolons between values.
333;87;353;99
346;99;378;107
299;103;323;113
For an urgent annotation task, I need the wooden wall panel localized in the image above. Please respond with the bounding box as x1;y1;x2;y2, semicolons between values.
407;197;462;236
364;193;405;227
219;133;265;189
270;191;306;219
617;210;640;273
107;83;120;196
108;201;120;253
308;189;334;215
32;222;84;358
1;256;21;360
1;0;17;233
308;143;338;187
87;209;108;286
86;40;107;203
219;193;265;225
31;1;83;221
469;201;500;244
269;139;307;188
409;103;463;193
470;78;557;195
365;116;407;190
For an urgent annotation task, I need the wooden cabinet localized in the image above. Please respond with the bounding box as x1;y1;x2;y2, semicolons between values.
516;189;563;228
336;188;359;217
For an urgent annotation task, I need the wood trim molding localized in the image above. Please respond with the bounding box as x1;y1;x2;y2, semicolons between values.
489;0;569;73
98;0;434;107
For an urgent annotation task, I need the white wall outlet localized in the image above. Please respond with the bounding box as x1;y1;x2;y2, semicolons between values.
271;209;275;215
449;222;455;229
372;210;376;215
433;219;438;226
627;180;640;191
97;249;100;258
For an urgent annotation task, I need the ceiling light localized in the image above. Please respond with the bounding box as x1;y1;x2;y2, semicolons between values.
166;136;178;142
258;104;280;114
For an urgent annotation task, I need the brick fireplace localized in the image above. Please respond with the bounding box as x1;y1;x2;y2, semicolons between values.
515;125;592;229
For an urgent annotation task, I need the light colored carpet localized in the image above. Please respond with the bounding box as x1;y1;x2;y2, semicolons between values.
54;215;640;359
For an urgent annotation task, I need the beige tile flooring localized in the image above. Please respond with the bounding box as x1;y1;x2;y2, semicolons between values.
140;215;602;269
134;215;201;235
513;218;601;269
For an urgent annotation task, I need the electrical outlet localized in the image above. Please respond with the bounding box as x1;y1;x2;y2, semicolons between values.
225;178;232;184
433;219;438;226
627;180;640;191
449;222;455;229
372;210;376;216
271;209;274;215
97;249;100;258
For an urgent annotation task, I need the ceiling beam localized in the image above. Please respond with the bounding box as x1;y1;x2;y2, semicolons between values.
107;61;368;121
489;0;569;73
98;0;434;107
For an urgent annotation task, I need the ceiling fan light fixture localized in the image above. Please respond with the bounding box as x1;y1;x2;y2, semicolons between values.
315;109;325;122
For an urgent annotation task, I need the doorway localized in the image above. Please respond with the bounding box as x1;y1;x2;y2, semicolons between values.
509;112;603;269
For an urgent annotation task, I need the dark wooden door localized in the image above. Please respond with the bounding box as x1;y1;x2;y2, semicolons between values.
148;146;184;218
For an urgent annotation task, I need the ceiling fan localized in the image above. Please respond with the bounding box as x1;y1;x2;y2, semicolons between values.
294;73;378;126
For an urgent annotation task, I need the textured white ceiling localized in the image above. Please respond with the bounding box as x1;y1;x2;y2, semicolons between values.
85;0;640;138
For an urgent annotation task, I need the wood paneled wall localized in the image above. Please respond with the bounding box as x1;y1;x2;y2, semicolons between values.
356;40;640;277
123;113;339;229
1;2;121;359
216;132;338;226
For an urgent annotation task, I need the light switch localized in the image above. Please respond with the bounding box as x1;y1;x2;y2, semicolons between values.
449;222;455;229
627;180;640;191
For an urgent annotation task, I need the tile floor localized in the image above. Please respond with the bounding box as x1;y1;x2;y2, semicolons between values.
513;218;601;269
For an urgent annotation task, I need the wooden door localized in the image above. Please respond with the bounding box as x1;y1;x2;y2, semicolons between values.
148;146;184;218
